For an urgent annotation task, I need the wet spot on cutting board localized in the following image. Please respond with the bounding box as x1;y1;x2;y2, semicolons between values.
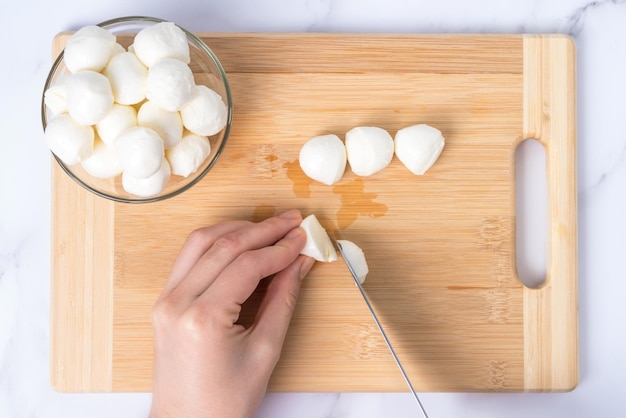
333;178;388;229
284;160;313;198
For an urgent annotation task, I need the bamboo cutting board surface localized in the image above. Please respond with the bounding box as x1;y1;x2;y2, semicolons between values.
50;33;578;393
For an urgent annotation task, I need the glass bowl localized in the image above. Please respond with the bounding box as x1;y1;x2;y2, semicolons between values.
41;16;232;203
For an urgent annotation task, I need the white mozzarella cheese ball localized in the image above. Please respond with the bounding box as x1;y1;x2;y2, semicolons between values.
103;51;148;105
64;25;116;73
132;22;190;67
299;214;337;262
166;133;211;177
115;127;164;179
95;104;137;147
137;100;183;149
298;134;346;185
337;240;369;284
180;85;228;136
81;137;123;178
44;75;69;116
66;70;114;125
345;126;394;176
111;42;125;56
45;114;94;165
122;159;171;198
146;58;195;111
394;124;445;175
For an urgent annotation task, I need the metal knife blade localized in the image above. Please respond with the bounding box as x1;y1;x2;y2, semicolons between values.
335;241;429;418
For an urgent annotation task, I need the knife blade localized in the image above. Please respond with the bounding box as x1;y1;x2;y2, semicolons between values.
335;241;429;418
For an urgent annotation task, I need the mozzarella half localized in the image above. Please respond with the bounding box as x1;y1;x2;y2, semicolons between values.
345;126;394;176
298;134;346;185
299;214;337;262
337;239;369;284
394;124;445;175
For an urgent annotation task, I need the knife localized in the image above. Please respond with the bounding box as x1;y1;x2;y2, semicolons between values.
335;241;429;418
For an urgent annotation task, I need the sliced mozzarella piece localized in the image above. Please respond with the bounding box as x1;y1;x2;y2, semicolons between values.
337;239;369;284
299;214;337;262
298;134;346;185
394;124;445;175
345;126;394;176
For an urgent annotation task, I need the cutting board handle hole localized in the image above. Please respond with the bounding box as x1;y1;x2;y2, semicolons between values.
515;138;547;288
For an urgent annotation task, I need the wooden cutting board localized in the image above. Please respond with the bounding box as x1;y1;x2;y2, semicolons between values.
50;33;577;393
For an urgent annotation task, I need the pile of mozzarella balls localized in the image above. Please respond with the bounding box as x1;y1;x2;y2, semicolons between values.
298;124;445;186
44;22;228;197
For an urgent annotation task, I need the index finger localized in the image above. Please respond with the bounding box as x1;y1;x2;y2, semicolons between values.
168;210;303;304
161;220;251;296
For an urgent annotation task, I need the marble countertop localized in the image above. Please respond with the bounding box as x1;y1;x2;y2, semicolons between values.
2;0;626;417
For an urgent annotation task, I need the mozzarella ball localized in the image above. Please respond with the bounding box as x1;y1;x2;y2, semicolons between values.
115;127;164;179
137;100;183;149
64;25;116;73
111;42;125;56
394;124;445;175
81;137;122;178
345;126;394;177
146;58;195;111
166;133;211;177
103;51;148;105
95;104;137;147
44;75;69;116
66;70;114;125
132;22;190;67
122;159;171;198
180;85;228;136
298;134;346;185
299;214;337;262
45;114;94;165
337;240;369;284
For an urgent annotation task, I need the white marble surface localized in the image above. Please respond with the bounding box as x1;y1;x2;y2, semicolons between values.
2;0;626;417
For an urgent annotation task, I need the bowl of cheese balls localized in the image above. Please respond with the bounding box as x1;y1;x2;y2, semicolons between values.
41;16;232;203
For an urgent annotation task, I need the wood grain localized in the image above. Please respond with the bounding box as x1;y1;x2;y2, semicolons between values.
522;35;578;391
49;33;577;392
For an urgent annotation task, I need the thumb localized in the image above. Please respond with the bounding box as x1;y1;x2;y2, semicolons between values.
250;255;315;358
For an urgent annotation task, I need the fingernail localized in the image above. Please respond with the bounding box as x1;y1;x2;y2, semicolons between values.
278;209;301;220
299;256;316;281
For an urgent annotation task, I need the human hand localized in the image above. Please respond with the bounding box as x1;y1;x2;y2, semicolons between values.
149;210;314;418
